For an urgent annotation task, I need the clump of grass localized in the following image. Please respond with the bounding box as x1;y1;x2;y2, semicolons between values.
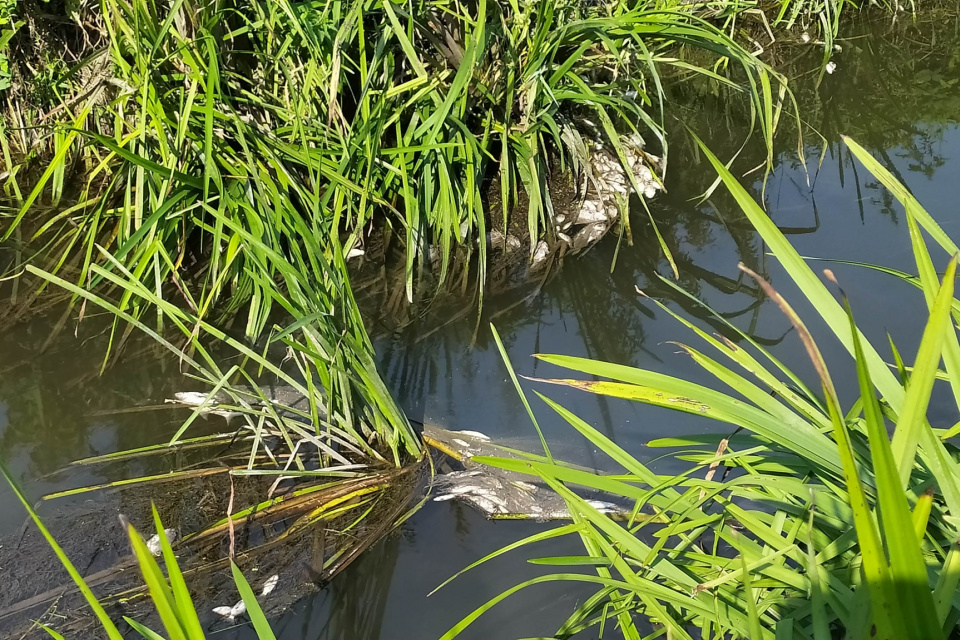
0;0;802;474
442;137;960;640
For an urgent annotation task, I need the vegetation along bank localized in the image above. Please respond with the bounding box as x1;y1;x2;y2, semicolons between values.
1;0;956;639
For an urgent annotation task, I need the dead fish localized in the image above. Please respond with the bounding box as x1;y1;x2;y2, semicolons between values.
213;574;279;620
213;600;247;621
260;574;279;597
146;528;178;556
585;500;620;514
447;485;482;495
454;430;491;442
510;481;539;493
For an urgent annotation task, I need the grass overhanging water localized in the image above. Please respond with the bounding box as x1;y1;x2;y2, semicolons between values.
6;134;960;638
0;0;948;637
0;0;811;470
436;137;960;640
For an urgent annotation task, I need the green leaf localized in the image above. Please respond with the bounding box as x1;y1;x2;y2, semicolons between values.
0;460;124;640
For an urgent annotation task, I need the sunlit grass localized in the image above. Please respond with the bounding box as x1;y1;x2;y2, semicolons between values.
0;0;806;473
442;138;960;640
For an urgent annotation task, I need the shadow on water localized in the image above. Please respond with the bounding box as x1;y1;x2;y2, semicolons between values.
1;9;960;640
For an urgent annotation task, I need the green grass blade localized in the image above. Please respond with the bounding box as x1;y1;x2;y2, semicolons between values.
0;459;124;640
231;561;278;640
891;258;957;486
846;292;942;639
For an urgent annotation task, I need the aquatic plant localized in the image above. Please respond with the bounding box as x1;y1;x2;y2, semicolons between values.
441;137;960;639
0;0;796;517
0;1;929;636
0;460;280;640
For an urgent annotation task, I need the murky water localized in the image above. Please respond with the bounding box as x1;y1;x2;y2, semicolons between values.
2;11;959;640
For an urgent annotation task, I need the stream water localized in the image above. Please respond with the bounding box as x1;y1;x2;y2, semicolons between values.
2;11;959;640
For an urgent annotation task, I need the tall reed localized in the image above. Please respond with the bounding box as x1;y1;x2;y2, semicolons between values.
442;137;960;640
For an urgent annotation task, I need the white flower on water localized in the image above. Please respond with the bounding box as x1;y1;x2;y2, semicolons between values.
145;529;177;556
801;32;811;43
825;61;837;74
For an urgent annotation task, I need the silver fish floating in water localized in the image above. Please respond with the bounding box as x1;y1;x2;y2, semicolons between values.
213;575;279;620
145;528;178;557
213;600;247;621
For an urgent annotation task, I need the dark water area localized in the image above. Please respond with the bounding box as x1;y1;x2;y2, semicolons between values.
2;11;960;640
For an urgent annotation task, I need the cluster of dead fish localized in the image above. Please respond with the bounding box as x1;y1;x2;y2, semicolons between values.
423;426;623;520
143;518;279;622
492;134;664;271
212;574;279;622
344;131;663;271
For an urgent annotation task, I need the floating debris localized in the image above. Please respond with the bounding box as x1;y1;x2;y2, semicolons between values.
145;528;178;557
260;574;279;597
826;61;837;74
213;600;246;621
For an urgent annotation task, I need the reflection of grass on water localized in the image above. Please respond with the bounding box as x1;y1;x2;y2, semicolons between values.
437;139;960;639
0;0;947;637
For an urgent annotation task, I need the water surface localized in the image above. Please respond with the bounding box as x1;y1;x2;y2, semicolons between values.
2;11;960;640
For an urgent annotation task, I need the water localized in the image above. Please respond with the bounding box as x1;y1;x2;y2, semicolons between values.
2;12;959;640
